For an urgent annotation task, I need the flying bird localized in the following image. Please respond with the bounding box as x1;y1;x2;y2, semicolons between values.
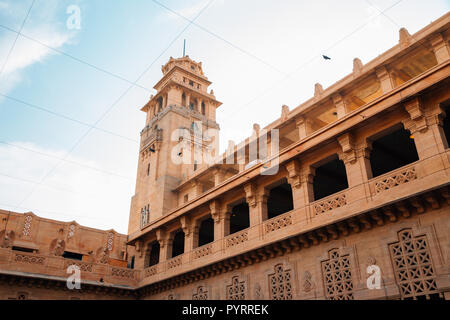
322;55;331;60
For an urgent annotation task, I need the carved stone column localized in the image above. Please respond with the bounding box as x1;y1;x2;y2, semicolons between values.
156;228;170;262
181;216;196;253
375;66;394;94
285;159;304;209
337;133;373;188
332;93;349;119
212;167;226;186
296;116;313;140
402;97;447;160
244;183;267;226
209;200;230;241
430;32;450;64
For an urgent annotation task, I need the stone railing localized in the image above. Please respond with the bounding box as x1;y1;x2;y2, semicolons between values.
193;244;213;260
311;191;347;216
110;266;136;279
14;252;46;265
64;260;93;272
166;256;182;270
371;163;417;195
225;229;249;248
144;265;158;278
264;211;293;234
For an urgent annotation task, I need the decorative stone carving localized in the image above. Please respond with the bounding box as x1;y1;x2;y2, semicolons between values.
192;286;208;300
268;264;293;300
374;166;417;194
107;232;114;251
302;271;315;293
50;239;65;256
353;58;363;75
254;283;263;299
321;249;354;300
313;194;347;215
226;276;246;300
226;230;248;248
389;229;439;299
285;159;301;189
0;230;15;248
264;213;293;234
244;183;257;208
22;214;33;238
96;247;110;264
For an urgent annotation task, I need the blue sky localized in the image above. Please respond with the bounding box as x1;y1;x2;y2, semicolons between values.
0;0;448;233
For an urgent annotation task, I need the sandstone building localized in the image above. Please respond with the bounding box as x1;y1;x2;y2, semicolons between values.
0;13;449;300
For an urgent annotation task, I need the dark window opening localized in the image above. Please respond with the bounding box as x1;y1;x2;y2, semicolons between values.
194;161;198;171
198;217;214;247
267;182;294;220
128;256;135;269
147;163;150;176
182;93;186;107
12;247;34;253
62;251;83;260
201;102;206;115
370;127;419;178
157;97;163;112
229;202;250;235
443;104;450;148
147;241;160;267
313;157;348;201
184;194;189;203
171;230;185;258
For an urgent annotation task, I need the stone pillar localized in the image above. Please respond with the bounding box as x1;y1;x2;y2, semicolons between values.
186;93;191;109
296;116;313;140
375;66;394;94
210;200;229;240
212;168;226;186
430;32;449;64
156;229;170;262
402;97;447;160
162;94;167;109
337;133;373;187
191;180;203;198
332;94;348;119
181;216;196;253
244;183;267;226
285;159;304;209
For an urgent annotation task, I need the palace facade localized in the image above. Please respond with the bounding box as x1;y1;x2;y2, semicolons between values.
1;13;449;300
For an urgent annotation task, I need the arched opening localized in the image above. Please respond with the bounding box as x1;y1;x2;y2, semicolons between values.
229;201;249;235
148;241;160;267
157;97;163;112
198;216;214;247
369;126;419;178
313;156;348;201
182;93;186;107
171;230;185;258
267;180;293;219
201;102;206;115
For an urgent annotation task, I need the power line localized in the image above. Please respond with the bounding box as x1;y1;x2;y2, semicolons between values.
150;0;288;76
220;0;406;117
0;23;153;93
0;140;134;180
11;0;217;211
0;93;139;143
0;0;35;77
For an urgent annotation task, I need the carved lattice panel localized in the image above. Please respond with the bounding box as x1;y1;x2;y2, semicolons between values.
226;276;246;300
268;264;293;300
192;286;208;300
321;249;354;300
389;229;440;300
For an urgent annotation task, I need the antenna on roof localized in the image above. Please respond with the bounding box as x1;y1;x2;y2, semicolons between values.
183;39;186;57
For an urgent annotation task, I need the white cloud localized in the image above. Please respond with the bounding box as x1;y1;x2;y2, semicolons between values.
0;142;134;233
0;0;76;97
